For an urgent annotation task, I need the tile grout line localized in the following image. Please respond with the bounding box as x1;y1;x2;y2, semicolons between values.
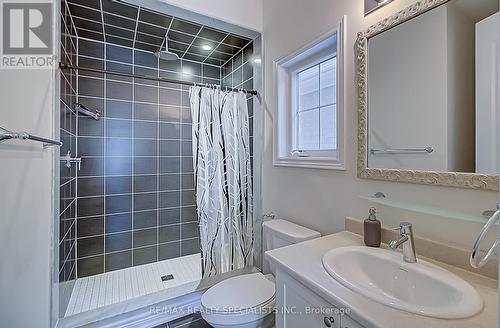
179;59;184;257
77;189;195;199
77;204;196;219
75;92;192;108
132;7;141;50
131;45;136;267
102;35;107;273
157;48;161;263
75;30;80;279
98;0;106;44
77;155;194;159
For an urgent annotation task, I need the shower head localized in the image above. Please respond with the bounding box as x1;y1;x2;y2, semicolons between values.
155;50;180;61
155;37;180;61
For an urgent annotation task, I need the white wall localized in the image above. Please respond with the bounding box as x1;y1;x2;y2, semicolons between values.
0;69;56;327
0;4;58;328
160;0;263;32
262;0;499;250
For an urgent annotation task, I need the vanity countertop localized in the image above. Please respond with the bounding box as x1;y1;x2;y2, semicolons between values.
265;231;498;328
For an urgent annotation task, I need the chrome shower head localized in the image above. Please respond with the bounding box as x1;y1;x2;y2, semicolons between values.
155;50;180;61
155;36;180;61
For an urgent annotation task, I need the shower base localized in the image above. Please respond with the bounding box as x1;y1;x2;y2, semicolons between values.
65;253;202;317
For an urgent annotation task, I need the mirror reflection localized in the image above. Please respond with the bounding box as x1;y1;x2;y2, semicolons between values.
367;0;499;174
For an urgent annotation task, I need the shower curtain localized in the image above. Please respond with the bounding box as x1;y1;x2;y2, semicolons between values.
189;86;254;278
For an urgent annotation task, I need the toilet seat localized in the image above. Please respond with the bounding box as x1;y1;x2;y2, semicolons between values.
202;272;275;313
201;273;276;326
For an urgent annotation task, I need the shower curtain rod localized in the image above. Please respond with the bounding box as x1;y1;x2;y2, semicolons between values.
59;62;258;95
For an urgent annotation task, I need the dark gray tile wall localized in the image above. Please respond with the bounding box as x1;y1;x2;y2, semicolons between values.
67;0;252;66
59;0;78;316
221;42;255;162
74;37;222;277
221;42;254;91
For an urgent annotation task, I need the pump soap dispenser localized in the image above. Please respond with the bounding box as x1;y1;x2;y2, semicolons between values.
364;207;381;247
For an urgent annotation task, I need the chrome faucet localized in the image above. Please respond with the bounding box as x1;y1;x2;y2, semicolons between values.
389;222;417;263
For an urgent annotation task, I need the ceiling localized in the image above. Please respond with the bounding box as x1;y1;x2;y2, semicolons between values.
66;0;253;66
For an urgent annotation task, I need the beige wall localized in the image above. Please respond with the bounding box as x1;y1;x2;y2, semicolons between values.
262;0;499;250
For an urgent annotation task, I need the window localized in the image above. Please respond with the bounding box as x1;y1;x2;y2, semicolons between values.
293;57;337;154
274;20;344;169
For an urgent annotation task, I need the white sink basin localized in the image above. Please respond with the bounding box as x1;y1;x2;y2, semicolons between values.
322;246;483;319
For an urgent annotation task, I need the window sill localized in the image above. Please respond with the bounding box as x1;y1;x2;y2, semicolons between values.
273;157;346;170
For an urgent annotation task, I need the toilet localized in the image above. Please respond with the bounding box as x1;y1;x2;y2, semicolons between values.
201;219;321;327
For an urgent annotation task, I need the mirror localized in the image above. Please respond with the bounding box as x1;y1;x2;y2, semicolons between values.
357;0;500;190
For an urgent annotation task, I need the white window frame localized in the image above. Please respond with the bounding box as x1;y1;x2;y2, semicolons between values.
273;17;345;170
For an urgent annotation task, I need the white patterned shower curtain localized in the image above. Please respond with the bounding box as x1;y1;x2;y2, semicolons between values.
189;86;254;278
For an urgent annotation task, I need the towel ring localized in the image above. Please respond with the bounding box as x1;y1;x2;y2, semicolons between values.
470;206;500;268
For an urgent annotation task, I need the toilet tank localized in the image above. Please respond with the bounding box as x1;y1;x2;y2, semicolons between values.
262;219;321;273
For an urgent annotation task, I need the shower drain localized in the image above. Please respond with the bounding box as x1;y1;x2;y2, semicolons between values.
161;274;175;282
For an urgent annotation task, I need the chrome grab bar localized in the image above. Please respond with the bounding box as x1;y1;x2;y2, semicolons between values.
470;204;500;268
0;126;62;147
370;147;434;155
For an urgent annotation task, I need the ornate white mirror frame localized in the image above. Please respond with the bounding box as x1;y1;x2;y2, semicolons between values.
356;0;499;191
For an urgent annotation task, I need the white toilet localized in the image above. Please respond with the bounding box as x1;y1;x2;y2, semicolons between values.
201;219;321;328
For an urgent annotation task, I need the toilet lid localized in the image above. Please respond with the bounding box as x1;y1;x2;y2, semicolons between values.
201;273;275;313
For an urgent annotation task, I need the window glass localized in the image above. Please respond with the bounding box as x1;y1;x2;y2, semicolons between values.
298;109;320;150
294;57;337;152
298;65;319;111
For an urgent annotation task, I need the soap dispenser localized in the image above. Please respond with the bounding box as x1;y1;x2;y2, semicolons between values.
364;207;381;247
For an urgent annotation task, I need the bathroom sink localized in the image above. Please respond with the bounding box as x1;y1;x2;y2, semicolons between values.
322;246;483;319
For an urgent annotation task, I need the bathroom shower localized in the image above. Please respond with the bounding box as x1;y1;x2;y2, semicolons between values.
57;0;261;324
7;0;500;327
